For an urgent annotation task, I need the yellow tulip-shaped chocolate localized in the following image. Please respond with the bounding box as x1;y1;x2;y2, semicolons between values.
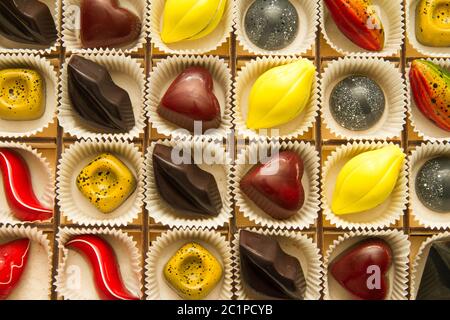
331;145;405;215
161;0;227;44
246;59;315;129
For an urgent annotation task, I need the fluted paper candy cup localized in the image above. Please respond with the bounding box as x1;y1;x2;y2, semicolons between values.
0;54;58;138
321;142;408;230
0;141;54;224
59;53;146;141
150;0;233;54
0;225;52;300
320;0;404;57
406;59;450;141
321;57;406;140
232;228;323;300
406;0;450;58
410;232;450;300
144;138;233;229
55;227;142;300
234;57;319;140
56;139;144;227
408;142;450;230
234;140;320;230
323;230;410;300
0;0;60;54
234;0;318;56
62;0;148;54
145;228;233;300
147;55;232;140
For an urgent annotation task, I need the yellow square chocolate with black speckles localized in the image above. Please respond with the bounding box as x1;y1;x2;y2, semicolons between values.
0;69;45;120
76;153;136;213
164;242;223;300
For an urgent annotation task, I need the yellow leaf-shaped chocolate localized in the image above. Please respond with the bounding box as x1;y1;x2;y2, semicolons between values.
331;145;405;215
246;59;315;129
161;0;227;44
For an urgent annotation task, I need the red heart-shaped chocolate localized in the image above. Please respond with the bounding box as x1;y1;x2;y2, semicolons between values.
0;239;30;300
158;66;221;133
330;239;392;300
80;0;141;48
240;151;305;220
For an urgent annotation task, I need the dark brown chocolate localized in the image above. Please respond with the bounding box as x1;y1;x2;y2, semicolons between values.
67;55;135;133
152;144;222;217
416;240;450;300
239;230;305;300
0;0;57;46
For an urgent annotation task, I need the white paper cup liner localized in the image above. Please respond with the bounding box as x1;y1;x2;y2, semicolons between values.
145;228;233;300
62;0;148;54
323;230;410;300
150;0;233;54
406;58;450;141
232;228;323;300
321;57;406;140
0;141;54;224
55;227;142;300
0;54;58;138
406;0;450;58
320;0;404;57
58;53;146;140
234;140;321;230
234;57;319;140
408;142;450;230
234;0;318;56
410;232;450;299
321;142;408;230
144;138;233;229
147;55;233;140
0;0;60;54
0;225;52;300
56;139;144;227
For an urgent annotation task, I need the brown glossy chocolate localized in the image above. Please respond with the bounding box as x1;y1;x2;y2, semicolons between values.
0;0;57;46
240;151;305;220
416;240;450;300
158;67;221;133
80;0;141;49
67;55;135;133
239;230;305;300
152;144;222;217
330;238;392;300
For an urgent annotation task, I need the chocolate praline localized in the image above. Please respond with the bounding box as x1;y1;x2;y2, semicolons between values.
415;156;450;213
329;75;385;131
244;0;299;51
0;0;57;46
152;144;222;217
239;230;305;300
67;55;135;133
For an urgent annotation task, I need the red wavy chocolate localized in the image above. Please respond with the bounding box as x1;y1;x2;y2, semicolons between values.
65;235;139;300
0;148;53;222
0;238;30;300
324;0;384;51
409;59;450;132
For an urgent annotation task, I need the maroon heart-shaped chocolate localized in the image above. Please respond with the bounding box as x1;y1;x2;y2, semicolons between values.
240;151;304;220
158;66;221;133
0;239;30;300
80;0;141;48
330;239;392;300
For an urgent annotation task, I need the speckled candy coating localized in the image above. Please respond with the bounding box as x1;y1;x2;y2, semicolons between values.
330;75;385;131
415;156;450;213
244;0;299;51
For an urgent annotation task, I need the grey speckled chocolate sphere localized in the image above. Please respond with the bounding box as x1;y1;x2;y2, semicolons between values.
244;0;299;51
329;75;385;131
416;156;450;213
